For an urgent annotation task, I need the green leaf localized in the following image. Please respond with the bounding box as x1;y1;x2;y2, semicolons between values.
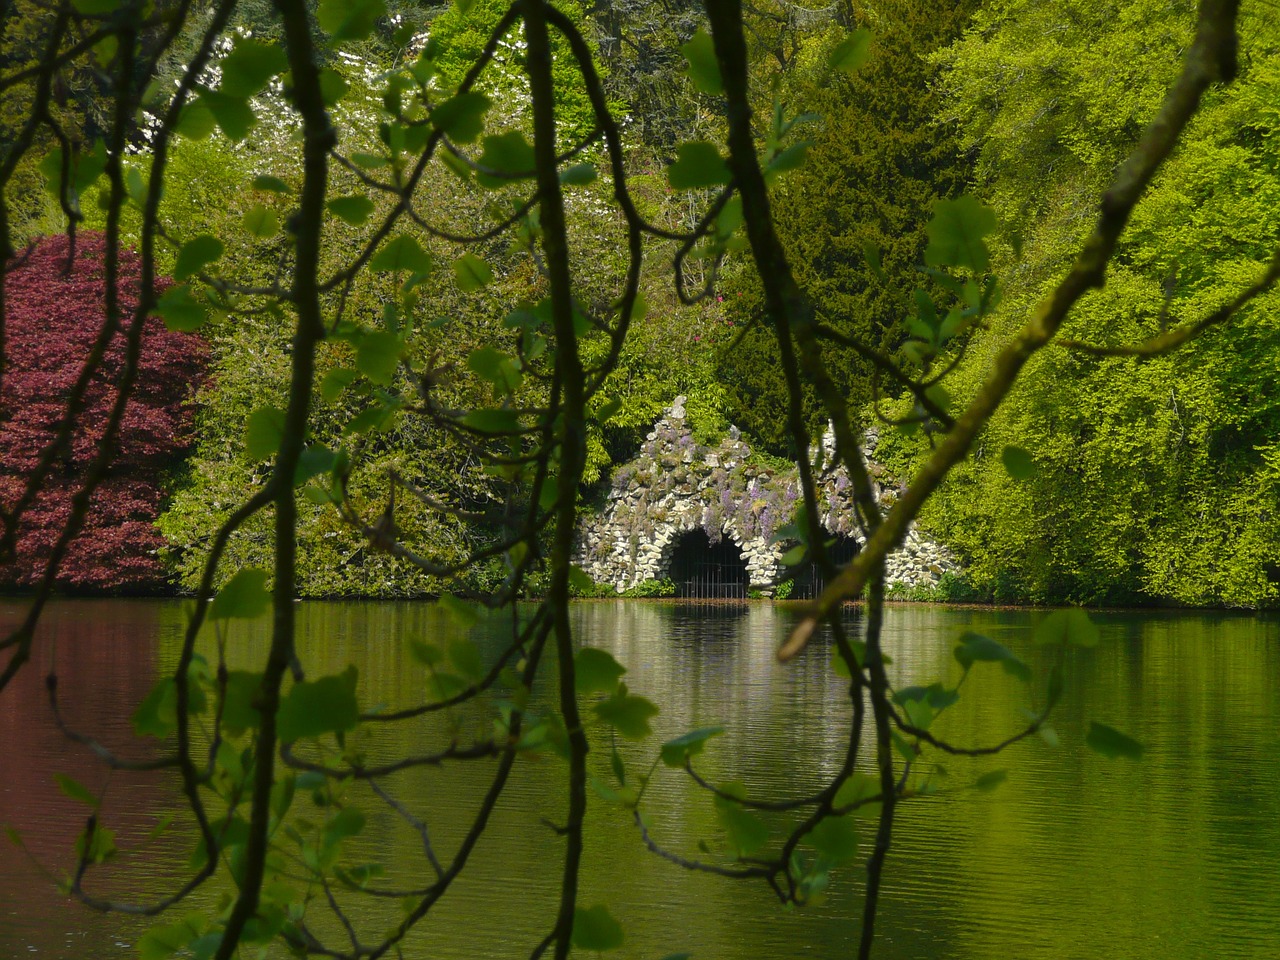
55;773;99;808
1035;607;1100;648
138;915;205;960
277;667;360;743
925;194;997;272
320;367;358;403
974;769;1008;792
252;175;290;193
448;638;485;681
241;203;280;239
220;671;264;736
660;726;724;768
327;195;375;226
322;806;366;848
318;68;349;105
560;163;597;186
714;785;768;857
133;679;177;738
804;815;858;863
596;397;623;424
356;331;403;386
408;639;444;667
317;0;386;42
681;29;722;95
829;28;872;73
198;90;256;142
370;234;432;273
294;445;337;486
572;904;624;952
155;284;208;332
833;772;881;817
766;141;811;177
780;544;806;567
173;235;223;281
575;647;626;696
461;408;521;434
1086;722;1144;759
438;593;483;628
668;141;730;190
452;253;494;292
430;92;490;144
954;631;1031;682
477;131;535;185
1001;445;1037;480
594;689;659;740
210;568;272;620
244;405;286;461
218;39;287;99
175;103;217;140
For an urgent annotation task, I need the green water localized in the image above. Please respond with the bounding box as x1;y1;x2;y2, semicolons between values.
1;600;1278;959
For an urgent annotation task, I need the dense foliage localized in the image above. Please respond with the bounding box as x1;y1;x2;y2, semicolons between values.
715;0;979;455
878;0;1280;607
0;232;205;590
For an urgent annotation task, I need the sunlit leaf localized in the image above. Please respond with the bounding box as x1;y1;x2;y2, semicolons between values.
210;568;272;620
660;726;724;768
430;92;490;144
452;253;494;291
198;90;256;142
241;203;280;239
594;689;659;740
244;405;285;461
55;773;99;808
318;0;386;42
218;39;287;98
252;175;290;193
681;29;722;95
277;667;360;742
370;234;432;273
155;283;208;332
1035;607;1100;648
572;904;624;952
575;647;626;696
173;235;223;281
804;815;858;863
1085;721;1144;759
925;194;997;271
974;769;1008;792
327;195;375;226
668;141;730;190
356;331;403;386
220;671;264;736
714;783;768;857
829;28;872;73
1001;445;1037;480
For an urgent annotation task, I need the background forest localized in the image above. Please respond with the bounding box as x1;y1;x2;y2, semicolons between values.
4;0;1279;608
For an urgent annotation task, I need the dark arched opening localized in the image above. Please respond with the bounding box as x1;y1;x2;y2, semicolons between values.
789;536;860;600
667;530;750;600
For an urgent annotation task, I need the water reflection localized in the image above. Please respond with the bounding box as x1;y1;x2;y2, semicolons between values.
0;600;1277;959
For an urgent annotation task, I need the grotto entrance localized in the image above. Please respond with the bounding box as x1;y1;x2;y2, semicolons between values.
667;530;750;600
789;536;860;600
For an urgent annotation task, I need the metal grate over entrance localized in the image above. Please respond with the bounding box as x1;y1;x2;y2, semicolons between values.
788;537;860;600
668;531;750;600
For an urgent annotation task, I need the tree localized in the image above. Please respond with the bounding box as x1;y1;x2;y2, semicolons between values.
0;232;206;591
0;2;1273;960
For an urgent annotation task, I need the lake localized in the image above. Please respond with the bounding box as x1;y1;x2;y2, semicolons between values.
1;600;1278;959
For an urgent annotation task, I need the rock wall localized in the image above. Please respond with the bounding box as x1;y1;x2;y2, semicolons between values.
575;398;959;595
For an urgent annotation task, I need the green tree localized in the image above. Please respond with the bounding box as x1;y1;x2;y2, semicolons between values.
903;0;1280;606
717;0;979;455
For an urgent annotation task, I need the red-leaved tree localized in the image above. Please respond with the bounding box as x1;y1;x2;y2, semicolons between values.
0;232;206;591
